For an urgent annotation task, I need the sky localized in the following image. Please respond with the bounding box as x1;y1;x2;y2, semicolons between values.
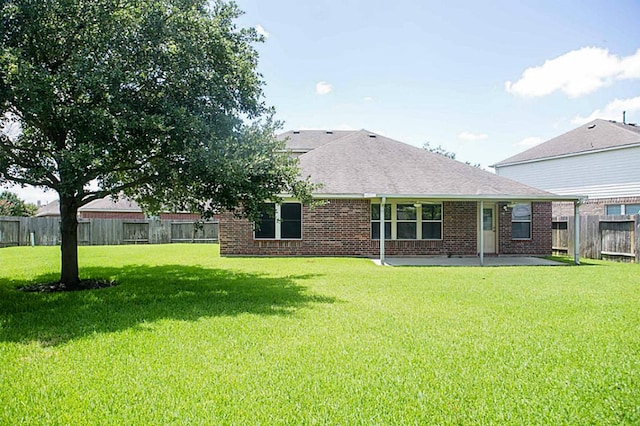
5;0;640;204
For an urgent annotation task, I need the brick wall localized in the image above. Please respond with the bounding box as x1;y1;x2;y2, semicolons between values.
553;197;640;217
159;212;205;221
220;199;371;256
79;212;145;219
498;202;552;255
79;211;208;221
220;199;480;257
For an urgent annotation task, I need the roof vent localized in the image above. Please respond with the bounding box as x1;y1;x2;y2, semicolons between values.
368;134;376;138
293;131;300;134
587;124;596;129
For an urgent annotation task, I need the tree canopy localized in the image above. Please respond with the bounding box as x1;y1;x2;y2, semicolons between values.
0;190;37;216
1;0;311;288
423;142;481;168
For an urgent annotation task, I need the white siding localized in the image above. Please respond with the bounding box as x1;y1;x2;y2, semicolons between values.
495;145;640;199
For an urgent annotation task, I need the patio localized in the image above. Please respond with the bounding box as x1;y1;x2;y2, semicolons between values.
372;256;567;267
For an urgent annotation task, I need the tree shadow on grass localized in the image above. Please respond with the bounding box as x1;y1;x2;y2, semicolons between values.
545;256;604;266
0;264;334;346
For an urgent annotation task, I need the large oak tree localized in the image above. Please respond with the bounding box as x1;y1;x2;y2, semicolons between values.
1;0;310;288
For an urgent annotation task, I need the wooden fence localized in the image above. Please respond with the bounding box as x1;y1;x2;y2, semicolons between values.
0;216;218;247
552;215;639;262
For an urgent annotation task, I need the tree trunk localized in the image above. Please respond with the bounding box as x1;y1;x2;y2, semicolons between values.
59;194;80;289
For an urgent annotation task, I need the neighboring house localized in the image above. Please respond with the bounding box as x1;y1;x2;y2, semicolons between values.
36;195;201;221
492;119;640;216
220;130;580;262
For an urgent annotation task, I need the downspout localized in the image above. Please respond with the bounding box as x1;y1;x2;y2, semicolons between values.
380;197;386;265
574;201;581;265
380;197;387;265
479;200;484;266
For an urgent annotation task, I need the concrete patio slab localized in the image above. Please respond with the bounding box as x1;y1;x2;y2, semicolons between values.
371;256;567;267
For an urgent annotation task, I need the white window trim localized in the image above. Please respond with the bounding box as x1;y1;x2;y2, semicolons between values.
511;203;532;240
625;204;640;215
420;203;443;241
371;202;443;241
395;203;418;240
605;204;622;215
254;202;302;240
371;203;392;240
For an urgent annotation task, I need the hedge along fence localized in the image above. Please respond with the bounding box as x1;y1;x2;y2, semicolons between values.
552;215;639;263
0;216;218;247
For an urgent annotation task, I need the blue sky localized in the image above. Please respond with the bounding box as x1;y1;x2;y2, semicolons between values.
235;0;640;162
5;0;640;204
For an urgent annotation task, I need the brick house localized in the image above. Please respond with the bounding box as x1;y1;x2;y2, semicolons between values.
36;195;202;221
492;118;640;217
220;130;580;262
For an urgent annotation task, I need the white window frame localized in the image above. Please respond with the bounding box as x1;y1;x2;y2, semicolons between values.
511;203;532;240
624;204;640;215
371;203;392;240
396;203;418;240
371;201;443;241
254;202;302;240
421;203;443;240
606;204;622;216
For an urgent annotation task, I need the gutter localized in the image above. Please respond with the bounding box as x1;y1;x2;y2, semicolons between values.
282;193;585;202
492;142;640;169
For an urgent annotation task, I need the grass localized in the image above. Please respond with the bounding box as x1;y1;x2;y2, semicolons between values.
1;244;639;425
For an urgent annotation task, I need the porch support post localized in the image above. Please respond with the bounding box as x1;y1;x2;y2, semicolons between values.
479;200;484;266
380;196;386;265
574;201;581;265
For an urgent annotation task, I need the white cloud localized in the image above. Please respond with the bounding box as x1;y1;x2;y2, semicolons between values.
315;81;333;95
506;47;640;98
255;24;269;38
458;131;488;141
516;136;543;147
2;183;57;205
572;96;640;124
363;96;374;102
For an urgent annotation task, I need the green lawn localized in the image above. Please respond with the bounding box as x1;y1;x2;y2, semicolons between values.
1;245;639;425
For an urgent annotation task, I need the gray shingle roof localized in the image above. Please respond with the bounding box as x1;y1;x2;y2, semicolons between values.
493;119;640;167
36;195;142;217
279;130;354;152
292;130;559;198
81;196;142;212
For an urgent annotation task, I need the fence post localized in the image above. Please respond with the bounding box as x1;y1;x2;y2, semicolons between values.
574;203;580;265
636;215;639;263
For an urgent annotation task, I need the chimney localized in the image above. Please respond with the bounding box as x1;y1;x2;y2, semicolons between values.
623;111;627;124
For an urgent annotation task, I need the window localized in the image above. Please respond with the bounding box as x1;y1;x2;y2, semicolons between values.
396;204;417;239
511;203;531;239
254;202;302;239
625;204;640;215
371;203;391;240
606;204;622;215
255;203;276;239
371;202;443;240
422;203;442;240
280;203;302;238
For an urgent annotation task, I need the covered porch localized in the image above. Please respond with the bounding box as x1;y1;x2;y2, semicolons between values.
373;195;583;266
